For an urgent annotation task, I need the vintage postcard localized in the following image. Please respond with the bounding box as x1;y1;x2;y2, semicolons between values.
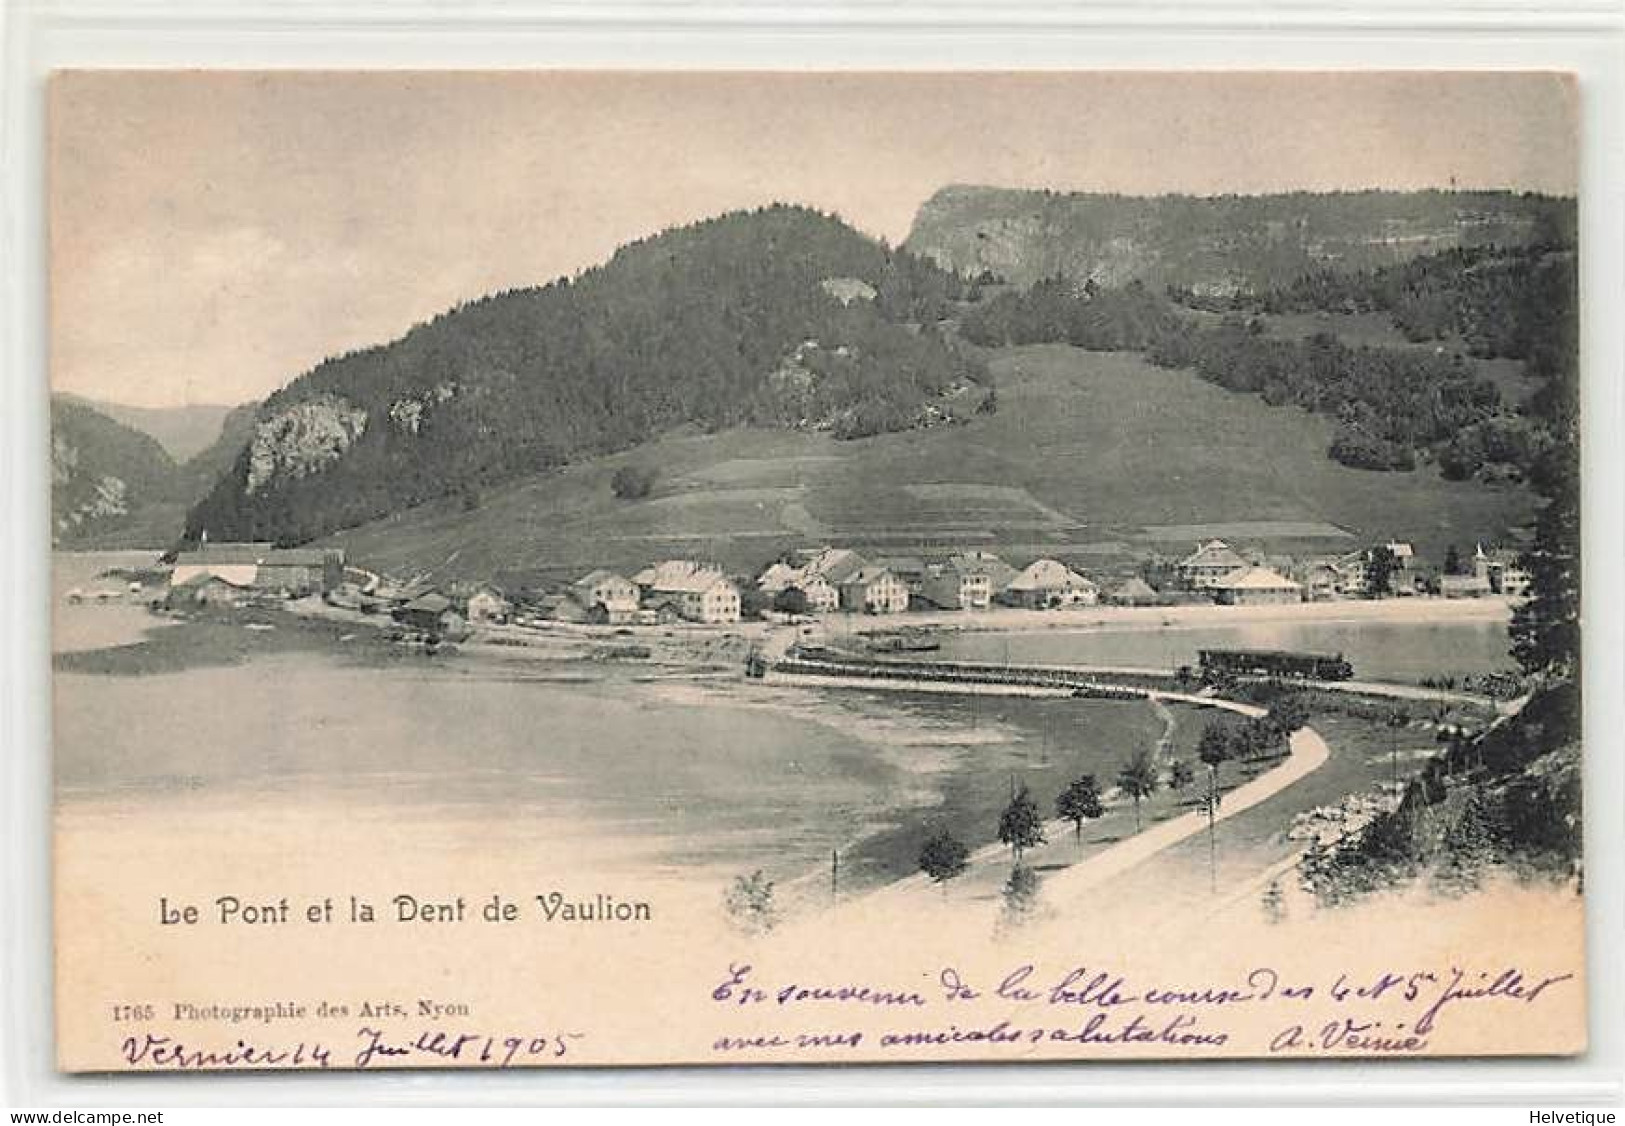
49;71;1585;1071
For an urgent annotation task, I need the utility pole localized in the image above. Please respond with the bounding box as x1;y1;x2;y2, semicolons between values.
1207;782;1218;895
830;849;839;905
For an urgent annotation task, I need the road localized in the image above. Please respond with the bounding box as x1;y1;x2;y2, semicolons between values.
855;721;1331;919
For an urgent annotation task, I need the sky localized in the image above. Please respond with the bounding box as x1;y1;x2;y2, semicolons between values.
49;70;1578;410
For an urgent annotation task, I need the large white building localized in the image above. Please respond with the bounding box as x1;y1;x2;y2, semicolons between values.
1209;565;1302;606
636;561;741;624
1176;540;1249;589
839;567;910;614
1002;559;1099;609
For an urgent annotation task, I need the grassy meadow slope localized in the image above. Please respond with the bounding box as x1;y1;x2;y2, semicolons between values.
325;344;1534;586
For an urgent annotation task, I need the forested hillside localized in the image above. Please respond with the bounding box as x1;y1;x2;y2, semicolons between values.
50;398;184;546
1299;274;1580;900
185;206;989;546
960;240;1577;487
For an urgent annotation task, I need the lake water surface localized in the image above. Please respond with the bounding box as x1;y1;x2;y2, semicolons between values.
51;554;1168;897
935;616;1516;682
50;553;1508;905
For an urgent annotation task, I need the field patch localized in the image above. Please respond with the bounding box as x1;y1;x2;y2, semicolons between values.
902;483;1074;525
679;455;843;489
643;486;806;508
1134;521;1354;543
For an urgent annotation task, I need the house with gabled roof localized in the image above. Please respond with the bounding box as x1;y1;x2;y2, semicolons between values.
1440;572;1492;599
946;550;1018;592
394;591;466;634
572;569;640;623
795;546;867;586
464;584;511;624
638;562;740;624
1292;558;1348;602
171;541;345;596
919;559;994;610
1209;565;1302;606
838;566;909;614
1176;540;1249;590
756;547;866;614
783;574;840;614
755;561;803;595
1474;543;1532;600
1107;575;1161;606
164;571;253;609
1002;559;1099;609
875;556;928;593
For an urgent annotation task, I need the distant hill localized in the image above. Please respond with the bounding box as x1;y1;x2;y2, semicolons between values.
174;400;259;499
50;398;183;547
57;395;238;462
185;205;987;547
50;397;262;549
904;186;1575;292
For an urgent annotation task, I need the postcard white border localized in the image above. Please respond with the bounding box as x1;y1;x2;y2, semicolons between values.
3;0;1622;1107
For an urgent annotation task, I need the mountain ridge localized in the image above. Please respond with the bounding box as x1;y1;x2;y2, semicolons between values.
904;185;1575;292
54;394;240;463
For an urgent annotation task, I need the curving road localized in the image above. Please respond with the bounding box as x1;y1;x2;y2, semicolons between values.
786;661;1332;916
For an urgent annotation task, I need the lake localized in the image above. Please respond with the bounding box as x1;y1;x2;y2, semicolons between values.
50;553;1173;901
49;553;1509;913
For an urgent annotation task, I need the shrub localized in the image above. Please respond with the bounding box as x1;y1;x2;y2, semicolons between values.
610;464;658;500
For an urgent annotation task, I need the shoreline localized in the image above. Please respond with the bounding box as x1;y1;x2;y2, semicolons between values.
838;594;1514;639
52;575;1505;915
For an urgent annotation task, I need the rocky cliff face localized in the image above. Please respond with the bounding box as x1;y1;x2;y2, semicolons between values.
244;395;369;495
904;185;1567;292
52;432;132;538
49;398;182;547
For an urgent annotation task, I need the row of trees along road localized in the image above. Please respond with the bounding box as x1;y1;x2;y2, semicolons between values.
916;702;1309;897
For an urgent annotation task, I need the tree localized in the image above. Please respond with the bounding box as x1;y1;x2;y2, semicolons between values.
1056;775;1104;841
772;586;812;616
1268;693;1311;736
1168;759;1195;793
918;830;970;889
1363;545;1399;599
999;863;1042;930
997;782;1046;862
1197;722;1234;779
611;463;658;500
1115;751;1160;833
1443;543;1462;576
723;870;778;935
1510;442;1580;679
738;584;771;620
1197;722;1235;891
1431;792;1502;896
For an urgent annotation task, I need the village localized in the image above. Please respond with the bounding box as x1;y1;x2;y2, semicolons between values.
133;532;1532;648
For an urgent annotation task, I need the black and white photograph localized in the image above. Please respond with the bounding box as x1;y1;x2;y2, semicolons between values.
47;70;1586;1069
